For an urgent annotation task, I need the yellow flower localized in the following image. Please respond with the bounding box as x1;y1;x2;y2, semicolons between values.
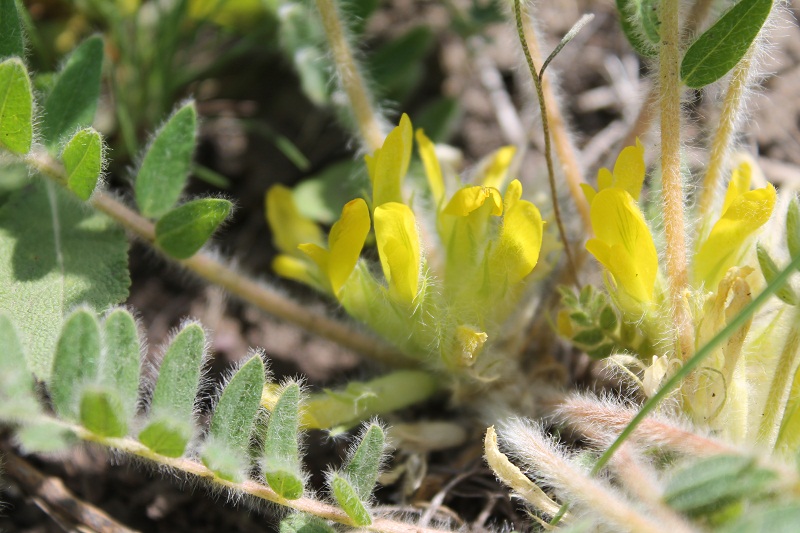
266;185;324;257
374;202;421;306
581;138;645;203
694;161;776;289
480;146;517;190
489;180;544;287
415;129;445;206
365;114;412;208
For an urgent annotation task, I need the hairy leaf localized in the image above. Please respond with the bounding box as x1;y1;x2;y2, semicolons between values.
62;128;103;201
202;354;266;480
80;386;127;437
0;180;129;379
344;423;385;500
263;381;304;499
615;0;658;57
681;0;772;88
0;0;24;59
102;308;141;424
135;102;197;219
41;36;103;146
49;308;101;420
0;312;38;419
330;474;371;526
139;323;205;457
155;198;231;259
279;513;336;533
16;420;75;453
0;58;32;154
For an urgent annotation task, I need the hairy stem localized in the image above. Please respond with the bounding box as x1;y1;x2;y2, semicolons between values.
757;310;800;449
514;0;579;283
698;48;755;215
26;151;413;369
658;0;693;358
517;3;591;233
316;0;385;152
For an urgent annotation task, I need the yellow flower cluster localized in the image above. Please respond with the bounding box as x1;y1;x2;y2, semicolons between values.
266;115;545;375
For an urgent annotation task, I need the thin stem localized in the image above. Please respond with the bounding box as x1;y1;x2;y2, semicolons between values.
658;0;693;359
26;151;413;369
757;309;800;449
517;2;591;233
514;0;579;284
698;48;755;215
316;0;385;152
20;417;450;533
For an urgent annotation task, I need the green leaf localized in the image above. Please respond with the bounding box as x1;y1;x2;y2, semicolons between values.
49;308;101;420
0;58;33;154
101;308;141;424
62;128;103;201
680;0;773;88
367;26;433;101
722;504;800;533
615;0;658;57
664;455;776;516
413;97;461;143
292;160;365;225
16;420;75;453
344;423;385;500
134;102;197;218
786;197;800;262
202;354;266;480
263;381;304;499
640;0;661;44
757;244;798;305
80;386;127;437
154;198;231;259
41;36;104;146
139;322;205;457
0;312;38;420
138;417;193;458
0;0;25;59
599;306;618;331
0;180;129;379
279;513;336;533
330;473;371;526
572;328;605;347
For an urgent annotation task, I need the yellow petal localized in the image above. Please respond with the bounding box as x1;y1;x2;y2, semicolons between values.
374;202;421;306
597;167;613;191
448;325;488;368
694;184;776;288
587;188;657;302
327;199;371;295
480;146;517;190
442;186;503;217
272;255;321;289
415;129;445;206
612;138;645;199
265;185;324;256
364;153;377;184
372;114;413;207
581;183;598;205
721;161;752;216
491;180;543;285
298;242;329;273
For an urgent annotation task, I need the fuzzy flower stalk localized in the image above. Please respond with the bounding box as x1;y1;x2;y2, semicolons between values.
266;115;549;382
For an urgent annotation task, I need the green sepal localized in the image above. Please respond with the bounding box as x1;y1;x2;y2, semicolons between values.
0;58;33;154
79;386;127;438
344;423;386;500
61;128;103;201
154;198;231;259
786;197;800;263
263;381;304;499
138;417;192;458
329;473;372;526
41;36;103;146
49;308;101;420
134;102;197;219
201;354;266;481
680;0;773;88
757;244;798;305
101;308;141;425
0;0;25;59
279;513;336;533
0;312;38;420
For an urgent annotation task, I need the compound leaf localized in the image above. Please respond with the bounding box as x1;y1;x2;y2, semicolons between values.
0;180;129;379
155;198;231;259
41;35;103;146
0;58;32;154
135;102;197;219
681;0;772;88
62;128;103;201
